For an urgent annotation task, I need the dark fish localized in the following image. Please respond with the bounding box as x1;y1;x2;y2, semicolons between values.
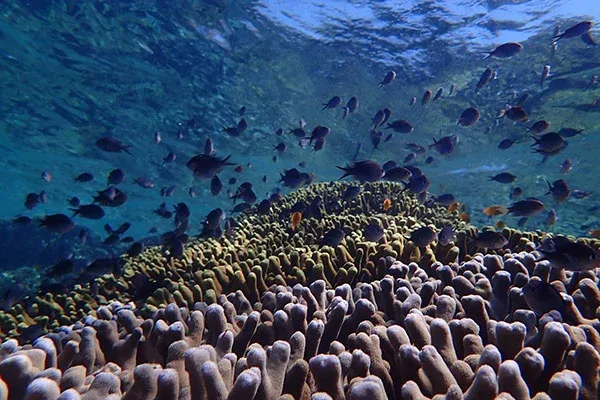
203;208;226;231
210;176;223;196
509;187;523;200
432;88;443;102
405;143;426;153
74;173;94;182
409;97;417;106
553;21;593;43
275;128;284;136
186;154;234;179
379;71;396;87
546;179;570;203
472;231;508;249
421;90;432;106
369;130;382;150
134;177;154;189
484;42;523;59
507;199;545;217
337;160;385;183
127;242;144;258
382;160;397;171
383;133;393;142
71;204;104;220
545;209;557;226
437;225;455;246
531;132;565;152
154;131;161;145
504;106;528;122
560;158;572;174
409;226;437;247
228;177;237;185
498;139;516;150
342;186;361;202
94;187;127;207
116;222;131;235
522;277;566;315
404;153;416;163
273;142;286;153
291;128;306;138
319;228;345;248
404;174;430;194
309;126;331;142
449;84;456;96
40;214;75;234
457;107;480;127
385;120;413;134
558;127;583;137
256;199;271;214
363;222;384;242
343;97;359;118
540;65;551;88
476;67;493;91
153;203;172;219
162;152;176;165
24;193;39;210
383;166;412;182
107;168;125;185
280;168;311;189
322;96;341;110
382;108;392;126
371;110;385;128
39;190;48;204
48;257;76;278
527;120;549;134
424;156;434;164
237;118;247;133
489;172;516;184
515;93;530;107
429;136;456;155
174;202;190;231
13;216;32;225
538;237;600;271
581;32;598;46
404;165;423;177
239;106;246;116
234;165;244;173
96;137;132;155
573;189;592;199
433;193;456;206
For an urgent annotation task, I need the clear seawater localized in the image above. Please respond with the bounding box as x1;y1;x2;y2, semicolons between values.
0;1;599;295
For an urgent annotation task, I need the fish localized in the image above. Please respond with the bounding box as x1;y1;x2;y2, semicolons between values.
153;203;172;219
187;154;234;179
522;278;566;316
509;187;523;200
40;214;75;234
495;220;506;229
433;193;456;206
405;143;426;153
540;65;551;88
482;205;509;217
383;198;391;211
239;106;246;116
498;139;516;150
382;160;397;171
457;107;480;127
558;127;584;137
337;160;385;183
483;42;523;59
432;88;443;102
552;21;593;43
382;166;412;182
527;120;550;134
290;211;302;230
41;170;52;182
369;130;382;150
425;156;434;165
273;142;286;153
403;174;430;194
210;176;223;196
385;120;413;133
309;126;331;143
162;152;176;165
379;71;396;87
322;96;341;110
476;67;493;91
280;168;312;189
409;226;437;247
371;110;385;128
13;216;32;225
160;185;176;197
71;204;105;220
448;202;460;213
342;186;361;202
127;242;144;257
404;153;416;163
545;209;558;226
363;222;384;242
531;132;566;153
96;137;132;155
154;131;161;144
94;187;127;207
74;172;94;182
228;177;237;185
291;128;306;138
504;106;528;122
489;172;516;184
572;189;592;199
381;108;392;126
449;84;456;96
275;128;283;136
421;90;432;105
516;93;530;107
343;97;359;118
134;177;154;189
437;225;455;246
560;158;572;174
582;32;598;46
24;193;39;210
537;237;600;271
107;168;125;185
471;230;508;249
319;228;345;248
507;199;545;217
409;97;417;106
545;179;570;203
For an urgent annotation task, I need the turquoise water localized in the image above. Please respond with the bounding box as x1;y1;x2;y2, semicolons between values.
0;1;599;285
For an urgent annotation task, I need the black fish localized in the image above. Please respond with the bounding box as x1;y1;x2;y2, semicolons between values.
319;228;345;248
96;137;132;155
309;126;331;142
421;90;432;105
187;154;234;179
484;42;523;59
432;88;443;102
527;120;549;134
538;237;600;271
498;139;516;150
71;204;105;220
458;107;480;126
404;153;416;163
429;136;456;155
437;225;455;246
371;110;385;128
489;172;516;184
545;179;570;203
476;68;493;91
343;97;359;118
507;199;545;217
471;231;508;249
553;21;593;43
522;278;566;316
433;193;456;206
363;222;384;242
273;142;286;153
531;132;565;152
162;152;176;165
280;168;312;189
337;160;385;183
13;216;32;225
558;127;583;137
385;120;413;133
409;226;437;247
504;106;528;122
382;160;397;171
24;193;39;210
94;187;127;207
383;167;412;182
343;186;361;202
404;174;430;194
322;96;341;110
210;176;223;196
379;71;396;87
107;168;125;185
74;173;93;182
40;214;74;234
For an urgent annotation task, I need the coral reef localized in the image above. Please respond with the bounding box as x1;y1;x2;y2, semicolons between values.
0;182;599;398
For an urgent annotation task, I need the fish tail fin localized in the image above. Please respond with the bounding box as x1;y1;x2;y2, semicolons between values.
321;104;328;111
336;166;350;180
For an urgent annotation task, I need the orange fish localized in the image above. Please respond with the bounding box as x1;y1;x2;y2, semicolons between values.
496;220;506;229
291;211;302;230
383;198;392;211
589;229;600;238
482;205;509;217
448;202;460;213
459;212;471;223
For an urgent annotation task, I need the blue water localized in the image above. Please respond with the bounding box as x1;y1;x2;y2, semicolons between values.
0;1;599;289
